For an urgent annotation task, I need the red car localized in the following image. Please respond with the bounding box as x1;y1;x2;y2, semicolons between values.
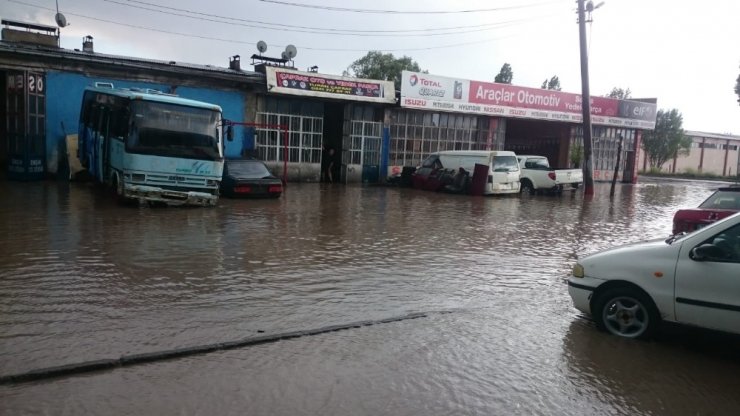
672;185;740;234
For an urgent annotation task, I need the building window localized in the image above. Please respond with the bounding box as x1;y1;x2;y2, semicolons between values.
388;109;493;167
255;98;323;163
348;120;382;165
571;126;635;172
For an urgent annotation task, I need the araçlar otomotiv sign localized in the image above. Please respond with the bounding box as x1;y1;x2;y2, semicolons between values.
400;71;657;130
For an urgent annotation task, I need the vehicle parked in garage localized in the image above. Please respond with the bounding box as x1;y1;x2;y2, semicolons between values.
412;150;520;195
517;155;583;195
220;158;283;198
568;212;740;339
672;185;740;234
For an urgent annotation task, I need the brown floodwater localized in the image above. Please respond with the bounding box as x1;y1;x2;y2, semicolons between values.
1;178;739;415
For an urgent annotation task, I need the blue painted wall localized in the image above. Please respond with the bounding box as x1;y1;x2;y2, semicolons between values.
45;71;247;174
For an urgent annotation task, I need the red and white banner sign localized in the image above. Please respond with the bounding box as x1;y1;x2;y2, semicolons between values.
266;67;395;104
400;71;657;129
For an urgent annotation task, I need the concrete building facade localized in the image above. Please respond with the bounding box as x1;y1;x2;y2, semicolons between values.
639;131;740;177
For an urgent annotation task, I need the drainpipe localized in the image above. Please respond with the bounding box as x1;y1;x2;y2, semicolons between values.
698;137;705;173
630;130;640;184
638;131;647;174
723;139;730;177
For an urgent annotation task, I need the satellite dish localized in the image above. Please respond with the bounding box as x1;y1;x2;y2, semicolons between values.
256;40;267;54
281;51;289;60
55;12;68;28
284;44;297;59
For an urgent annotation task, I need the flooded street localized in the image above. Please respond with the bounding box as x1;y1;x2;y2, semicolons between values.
1;178;739;415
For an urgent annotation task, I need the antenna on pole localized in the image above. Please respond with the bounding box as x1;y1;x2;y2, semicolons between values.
256;40;267;55
55;0;69;28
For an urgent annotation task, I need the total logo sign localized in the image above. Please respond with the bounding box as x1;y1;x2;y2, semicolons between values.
408;73;446;98
409;75;442;88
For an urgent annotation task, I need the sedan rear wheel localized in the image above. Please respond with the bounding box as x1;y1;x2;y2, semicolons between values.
593;287;659;339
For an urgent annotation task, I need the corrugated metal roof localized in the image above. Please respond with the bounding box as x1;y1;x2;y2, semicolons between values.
686;130;740;141
0;40;265;83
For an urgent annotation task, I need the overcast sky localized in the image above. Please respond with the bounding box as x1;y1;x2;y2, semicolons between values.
4;0;740;134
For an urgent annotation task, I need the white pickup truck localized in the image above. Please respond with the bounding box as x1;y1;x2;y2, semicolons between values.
517;155;583;194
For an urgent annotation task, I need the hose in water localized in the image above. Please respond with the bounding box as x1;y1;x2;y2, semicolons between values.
0;312;429;385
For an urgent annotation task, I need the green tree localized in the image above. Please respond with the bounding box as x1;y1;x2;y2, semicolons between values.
540;75;561;91
345;51;424;91
735;66;740;105
606;87;631;99
641;109;692;169
494;63;513;84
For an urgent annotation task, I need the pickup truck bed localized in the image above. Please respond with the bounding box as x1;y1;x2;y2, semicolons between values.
517;155;583;195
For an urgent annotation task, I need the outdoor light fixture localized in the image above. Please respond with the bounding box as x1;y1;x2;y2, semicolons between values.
586;1;605;12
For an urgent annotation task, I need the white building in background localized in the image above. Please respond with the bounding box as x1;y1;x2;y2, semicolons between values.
640;130;740;177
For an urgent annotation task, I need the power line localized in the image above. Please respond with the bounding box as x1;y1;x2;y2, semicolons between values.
102;0;558;37
7;0;545;52
119;0;501;33
258;0;566;14
8;0;257;44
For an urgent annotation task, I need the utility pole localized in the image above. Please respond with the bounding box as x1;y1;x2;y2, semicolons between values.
610;135;623;197
577;0;595;196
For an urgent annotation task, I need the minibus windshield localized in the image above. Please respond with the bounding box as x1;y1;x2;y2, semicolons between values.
128;101;221;160
492;155;519;172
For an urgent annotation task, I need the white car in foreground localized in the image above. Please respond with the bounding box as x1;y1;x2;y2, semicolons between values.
568;212;740;339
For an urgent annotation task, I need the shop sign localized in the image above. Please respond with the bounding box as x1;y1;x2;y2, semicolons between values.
28;74;44;93
401;71;657;129
265;67;395;104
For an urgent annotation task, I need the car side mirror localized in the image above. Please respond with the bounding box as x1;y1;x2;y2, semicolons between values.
690;243;725;261
226;125;234;142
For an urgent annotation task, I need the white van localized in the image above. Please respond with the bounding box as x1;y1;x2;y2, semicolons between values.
416;150;521;195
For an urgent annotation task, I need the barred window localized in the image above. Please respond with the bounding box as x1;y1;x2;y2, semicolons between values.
571;126;635;172
255;98;323;163
348;120;382;165
388;109;493;167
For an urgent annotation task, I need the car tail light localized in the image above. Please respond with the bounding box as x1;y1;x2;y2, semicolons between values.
269;185;282;193
235;186;252;193
548;172;556;180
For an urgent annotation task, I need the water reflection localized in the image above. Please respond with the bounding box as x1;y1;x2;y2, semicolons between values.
562;319;740;415
0;177;737;415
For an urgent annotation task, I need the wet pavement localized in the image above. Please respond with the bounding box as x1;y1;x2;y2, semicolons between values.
1;178;739;415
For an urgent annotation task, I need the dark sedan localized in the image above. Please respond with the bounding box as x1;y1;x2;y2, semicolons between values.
220;159;283;198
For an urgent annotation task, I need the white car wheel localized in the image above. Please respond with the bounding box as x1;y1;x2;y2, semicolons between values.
594;287;659;339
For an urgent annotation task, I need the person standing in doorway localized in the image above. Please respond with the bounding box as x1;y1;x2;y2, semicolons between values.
324;147;336;183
